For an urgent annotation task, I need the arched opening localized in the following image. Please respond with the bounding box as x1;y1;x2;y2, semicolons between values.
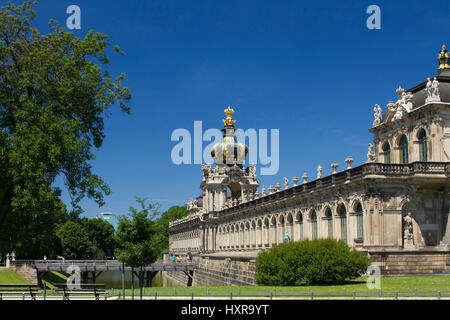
355;202;364;241
338;204;347;243
287;213;294;241
324;207;333;239
310;211;318;240
245;221;251;248
236;225;239;248
271;216;278;245
382;141;391;164
399;135;408;164
418;129;428;162
251;220;256;247
297;212;303;241
228;182;242;202
279;215;285;243
257;219;263;247
264;218;270;246
240;223;245;248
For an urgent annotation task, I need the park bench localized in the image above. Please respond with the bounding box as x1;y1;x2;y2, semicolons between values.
54;283;106;300
0;284;41;300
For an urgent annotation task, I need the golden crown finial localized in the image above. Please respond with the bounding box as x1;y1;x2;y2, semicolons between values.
222;106;236;126
438;44;449;69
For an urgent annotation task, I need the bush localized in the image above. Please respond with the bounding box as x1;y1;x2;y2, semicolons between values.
255;239;371;286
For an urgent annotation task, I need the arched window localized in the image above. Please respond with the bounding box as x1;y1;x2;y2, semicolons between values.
258;220;263;246
280;216;285;243
418;130;428;162
252;221;256;247
271;217;277;245
382;142;391;164
311;211;318;240
399;135;408;164
288;214;294;241
355;202;364;240
338;205;347;243
325;208;333;238
298;213;303;241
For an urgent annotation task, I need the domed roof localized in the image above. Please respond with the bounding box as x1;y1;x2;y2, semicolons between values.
210;106;249;166
406;45;450;105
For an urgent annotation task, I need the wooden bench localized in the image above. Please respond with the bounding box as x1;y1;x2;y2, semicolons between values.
54;283;106;300
0;284;42;300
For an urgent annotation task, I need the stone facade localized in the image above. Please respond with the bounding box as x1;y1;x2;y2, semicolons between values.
168;48;450;285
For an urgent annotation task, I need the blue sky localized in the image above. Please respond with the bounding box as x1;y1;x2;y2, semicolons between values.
26;0;449;217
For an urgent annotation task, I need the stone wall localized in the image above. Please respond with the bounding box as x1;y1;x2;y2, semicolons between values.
368;250;450;275
10;260;37;284
162;250;450;287
193;255;256;286
163;270;191;287
163;252;257;287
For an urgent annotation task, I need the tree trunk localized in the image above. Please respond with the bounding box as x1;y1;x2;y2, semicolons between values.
0;186;13;227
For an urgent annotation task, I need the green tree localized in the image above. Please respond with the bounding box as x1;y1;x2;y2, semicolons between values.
153;205;187;258
56;221;92;260
115;198;160;299
0;1;130;258
80;217;115;259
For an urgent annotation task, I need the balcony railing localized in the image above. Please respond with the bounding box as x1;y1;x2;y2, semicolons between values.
219;161;449;214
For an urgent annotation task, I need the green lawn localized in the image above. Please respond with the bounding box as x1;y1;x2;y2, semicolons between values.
0;269;31;285
117;275;450;297
42;271;68;289
1;268;449;298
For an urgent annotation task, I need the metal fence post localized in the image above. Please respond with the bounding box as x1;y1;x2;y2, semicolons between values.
155;291;157;300
438;291;441;300
22;293;25;300
191;292;194;300
43;281;46;301
119;292;121;300
310;291;314;300
395;291;398;299
353;290;356;300
230;291;233;300
270;291;272;300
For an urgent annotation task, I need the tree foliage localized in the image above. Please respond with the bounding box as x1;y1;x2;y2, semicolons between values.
153;205;186;259
55;221;92;260
255;239;371;286
0;1;130;258
115;198;161;267
80;217;115;259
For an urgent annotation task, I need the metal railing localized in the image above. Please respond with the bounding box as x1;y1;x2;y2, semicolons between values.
113;288;450;300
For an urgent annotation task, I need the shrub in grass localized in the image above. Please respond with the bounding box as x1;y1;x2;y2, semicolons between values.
255;239;371;286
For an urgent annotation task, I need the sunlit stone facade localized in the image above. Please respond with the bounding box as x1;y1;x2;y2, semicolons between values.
168;48;450;279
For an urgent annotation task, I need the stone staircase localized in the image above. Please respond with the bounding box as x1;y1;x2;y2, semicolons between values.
10;260;38;284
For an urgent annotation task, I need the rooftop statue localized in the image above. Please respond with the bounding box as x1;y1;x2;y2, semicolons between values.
373;104;382;126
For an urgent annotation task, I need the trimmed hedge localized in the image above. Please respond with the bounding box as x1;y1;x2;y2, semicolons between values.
255;239;371;286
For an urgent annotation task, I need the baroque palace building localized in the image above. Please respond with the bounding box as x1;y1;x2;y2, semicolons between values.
166;46;450;286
